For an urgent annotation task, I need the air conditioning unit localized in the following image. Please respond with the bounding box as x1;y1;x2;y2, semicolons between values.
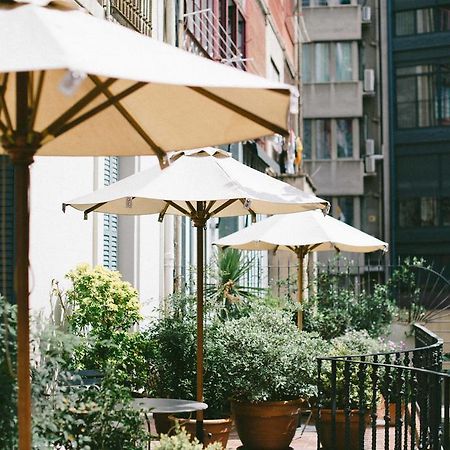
364;69;375;93
365;139;375;156
362;6;371;23
365;155;376;174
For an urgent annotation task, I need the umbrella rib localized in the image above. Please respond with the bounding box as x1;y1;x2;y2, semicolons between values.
52;81;146;139
165;200;191;216
158;202;170;222
204;200;216;216
209;198;238;217
185;201;197;215
189;87;288;136
83;202;108;220
40;77;118;140
89;76;169;166
0;74;14;134
238;198;256;222
29;71;45;133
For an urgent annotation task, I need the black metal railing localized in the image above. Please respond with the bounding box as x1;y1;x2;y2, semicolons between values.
109;0;152;36
316;324;450;450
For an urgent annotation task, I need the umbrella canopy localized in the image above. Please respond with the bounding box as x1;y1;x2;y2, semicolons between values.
214;210;388;328
64;148;328;217
0;2;296;159
0;2;296;448
65;148;329;439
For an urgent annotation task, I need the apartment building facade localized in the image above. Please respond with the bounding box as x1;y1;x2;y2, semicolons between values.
300;0;385;266
383;0;450;274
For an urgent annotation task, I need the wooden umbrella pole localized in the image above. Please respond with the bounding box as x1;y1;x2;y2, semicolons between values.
8;71;36;450
193;203;206;444
296;248;304;330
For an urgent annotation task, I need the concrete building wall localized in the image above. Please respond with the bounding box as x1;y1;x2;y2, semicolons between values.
29;157;98;315
303;5;361;41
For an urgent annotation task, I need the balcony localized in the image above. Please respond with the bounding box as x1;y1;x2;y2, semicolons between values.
107;0;152;36
182;5;246;70
303;81;363;118
303;159;364;195
302;5;361;42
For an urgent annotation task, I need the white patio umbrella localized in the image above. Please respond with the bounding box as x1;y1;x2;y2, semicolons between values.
0;2;297;446
64;148;329;439
214;210;388;329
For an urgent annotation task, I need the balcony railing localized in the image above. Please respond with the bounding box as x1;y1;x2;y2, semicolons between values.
182;5;246;70
316;324;449;450
107;0;152;37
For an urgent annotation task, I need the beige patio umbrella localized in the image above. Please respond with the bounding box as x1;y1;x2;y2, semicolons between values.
214;209;388;329
1;1;297;446
64;147;329;440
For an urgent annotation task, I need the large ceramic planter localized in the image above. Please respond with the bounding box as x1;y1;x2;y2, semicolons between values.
315;408;370;450
170;416;233;448
231;399;302;450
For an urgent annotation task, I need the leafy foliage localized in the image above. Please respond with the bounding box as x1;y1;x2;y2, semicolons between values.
154;422;223;450
31;328;149;450
150;315;197;403
60;264;156;394
303;269;397;339
0;298;17;450
205;305;329;405
66;263;141;338
205;249;266;319
319;330;382;409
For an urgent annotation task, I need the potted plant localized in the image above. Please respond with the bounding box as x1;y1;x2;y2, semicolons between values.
205;304;328;450
316;330;382;450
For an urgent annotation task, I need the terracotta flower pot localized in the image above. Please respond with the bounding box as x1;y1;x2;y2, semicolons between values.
170;417;233;448
315;408;370;450
376;397;406;426
153;412;174;435
231;399;302;450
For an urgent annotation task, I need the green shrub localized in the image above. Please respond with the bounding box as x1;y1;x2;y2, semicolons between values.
303;269;397;339
0;298;17;449
32;327;149;450
205;305;329;406
154;423;223;450
319;330;382;409
66;263;141;338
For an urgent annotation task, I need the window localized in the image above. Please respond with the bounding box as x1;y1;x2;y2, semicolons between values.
218;217;238;238
396;63;450;129
316;119;331;159
337;196;354;226
395;7;450;36
335;42;352;81
103;157;119;270
442;198;450;226
303;119;312;159
315;43;330;82
302;118;356;160
336;118;353;157
303;42;354;83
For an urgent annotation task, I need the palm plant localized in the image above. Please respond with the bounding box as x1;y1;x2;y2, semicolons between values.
205;248;266;318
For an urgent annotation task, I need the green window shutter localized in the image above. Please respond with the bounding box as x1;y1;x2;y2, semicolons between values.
0;156;15;303
103;157;119;270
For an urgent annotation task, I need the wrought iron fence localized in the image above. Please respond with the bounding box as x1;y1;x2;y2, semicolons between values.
316;324;450;450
